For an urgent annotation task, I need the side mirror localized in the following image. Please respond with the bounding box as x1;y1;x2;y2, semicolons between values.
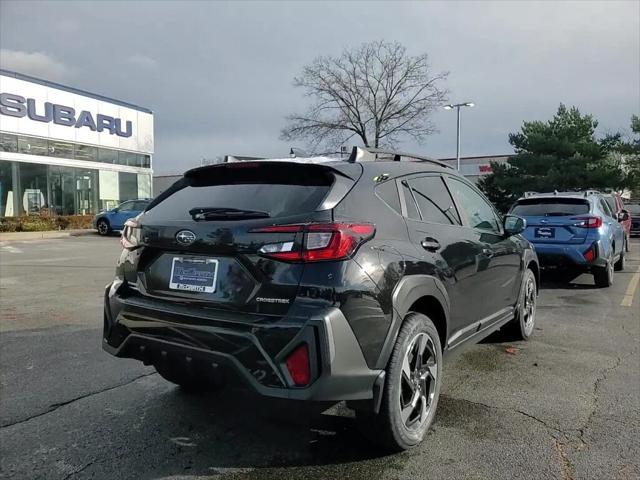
618;210;629;222
504;215;526;236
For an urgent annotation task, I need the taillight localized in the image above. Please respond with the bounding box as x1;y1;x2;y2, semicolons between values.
571;216;603;229
252;223;375;262
285;343;310;386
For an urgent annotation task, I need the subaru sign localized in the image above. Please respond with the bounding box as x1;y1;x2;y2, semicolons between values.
0;92;132;137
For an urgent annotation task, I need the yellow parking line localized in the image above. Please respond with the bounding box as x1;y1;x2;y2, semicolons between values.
621;266;640;307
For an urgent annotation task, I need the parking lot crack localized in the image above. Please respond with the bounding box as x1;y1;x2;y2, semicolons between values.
0;372;156;429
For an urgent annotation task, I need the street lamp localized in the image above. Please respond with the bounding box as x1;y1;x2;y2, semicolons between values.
443;102;475;171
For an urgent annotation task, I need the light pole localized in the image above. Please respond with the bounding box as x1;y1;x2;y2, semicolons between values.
444;102;475;171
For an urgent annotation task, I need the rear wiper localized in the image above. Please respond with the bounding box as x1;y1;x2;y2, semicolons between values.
189;207;270;220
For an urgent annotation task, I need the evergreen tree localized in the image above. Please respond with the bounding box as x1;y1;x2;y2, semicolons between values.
479;104;630;211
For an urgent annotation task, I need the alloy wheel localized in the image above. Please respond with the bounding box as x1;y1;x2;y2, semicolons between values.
97;221;108;235
399;332;438;430
522;275;536;336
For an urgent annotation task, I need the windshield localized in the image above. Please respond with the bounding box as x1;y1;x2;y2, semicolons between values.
510;198;590;216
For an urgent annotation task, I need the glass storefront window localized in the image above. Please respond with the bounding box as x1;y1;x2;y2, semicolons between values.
17;162;48;214
49;140;74;159
98;148;117;164
0;161;14;216
74;144;98;162
1;133;150;170
118;172;138;202
117;151;134;166
0;133;18;152
18;136;48;156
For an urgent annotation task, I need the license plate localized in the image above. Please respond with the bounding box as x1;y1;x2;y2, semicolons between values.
169;257;218;293
535;227;555;239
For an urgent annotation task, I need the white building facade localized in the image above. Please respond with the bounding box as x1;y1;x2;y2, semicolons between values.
0;69;153;216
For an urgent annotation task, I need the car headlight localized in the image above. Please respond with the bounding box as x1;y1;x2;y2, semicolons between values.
121;219;142;250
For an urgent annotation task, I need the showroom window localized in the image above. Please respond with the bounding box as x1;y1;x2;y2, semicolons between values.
0;133;151;170
0;133;18;152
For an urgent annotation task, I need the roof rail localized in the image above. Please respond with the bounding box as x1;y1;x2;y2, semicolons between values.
583;190;601;197
347;147;454;169
523;191;539;198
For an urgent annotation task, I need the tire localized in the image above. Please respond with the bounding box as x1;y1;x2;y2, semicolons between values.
154;362;224;393
615;243;626;271
96;218;111;236
357;312;443;451
505;268;537;341
594;253;614;288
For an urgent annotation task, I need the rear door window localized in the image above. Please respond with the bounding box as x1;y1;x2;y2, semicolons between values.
510;198;590;216
400;180;421;220
604;196;617;214
375;179;401;214
146;163;334;221
447;177;501;233
407;176;461;225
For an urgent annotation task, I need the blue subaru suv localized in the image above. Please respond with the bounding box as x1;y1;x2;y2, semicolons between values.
509;191;626;287
93;199;151;236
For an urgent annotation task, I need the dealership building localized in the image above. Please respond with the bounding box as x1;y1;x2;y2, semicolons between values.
0;69;153;217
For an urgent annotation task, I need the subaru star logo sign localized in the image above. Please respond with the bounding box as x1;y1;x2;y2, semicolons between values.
176;230;196;246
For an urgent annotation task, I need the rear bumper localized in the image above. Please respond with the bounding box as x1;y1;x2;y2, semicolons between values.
532;241;607;269
103;280;383;403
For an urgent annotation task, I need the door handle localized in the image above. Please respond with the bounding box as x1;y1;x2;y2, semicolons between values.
481;248;494;258
421;237;441;251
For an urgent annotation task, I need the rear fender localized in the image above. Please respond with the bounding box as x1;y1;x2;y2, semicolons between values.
374;275;450;370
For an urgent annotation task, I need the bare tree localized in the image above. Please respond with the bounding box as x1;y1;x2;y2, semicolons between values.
281;40;449;152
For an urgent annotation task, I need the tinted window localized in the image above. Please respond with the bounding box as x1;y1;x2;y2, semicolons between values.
599;199;614;218
408;176;460;225
147;163;334;221
400;181;420;220
376;180;401;214
447;177;501;232
510;198;590;216
604;196;617;214
134;201;150;210
118;201;136;212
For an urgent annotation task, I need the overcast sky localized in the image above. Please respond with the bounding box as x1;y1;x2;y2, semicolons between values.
1;0;638;175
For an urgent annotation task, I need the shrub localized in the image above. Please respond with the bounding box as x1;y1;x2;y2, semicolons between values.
0;215;93;232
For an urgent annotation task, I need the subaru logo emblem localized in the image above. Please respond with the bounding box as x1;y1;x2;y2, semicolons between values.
176;230;196;246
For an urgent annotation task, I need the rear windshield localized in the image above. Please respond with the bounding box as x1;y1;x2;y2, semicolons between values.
146;162;334;221
626;204;640;214
510;198;590;216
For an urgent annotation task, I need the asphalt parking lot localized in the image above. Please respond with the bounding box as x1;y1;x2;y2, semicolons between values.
0;235;638;480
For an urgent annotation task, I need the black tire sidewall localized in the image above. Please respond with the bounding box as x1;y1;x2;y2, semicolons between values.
381;312;443;450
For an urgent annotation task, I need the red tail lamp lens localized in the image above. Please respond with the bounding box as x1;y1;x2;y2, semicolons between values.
285;344;310;386
572;216;602;229
583;244;596;262
252;223;375;262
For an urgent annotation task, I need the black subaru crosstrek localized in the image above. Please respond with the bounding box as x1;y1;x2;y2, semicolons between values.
103;147;539;450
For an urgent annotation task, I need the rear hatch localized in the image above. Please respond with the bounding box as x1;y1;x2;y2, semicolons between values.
130;161;360;316
510;197;592;244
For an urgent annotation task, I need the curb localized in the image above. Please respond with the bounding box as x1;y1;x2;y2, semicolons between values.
0;229;97;242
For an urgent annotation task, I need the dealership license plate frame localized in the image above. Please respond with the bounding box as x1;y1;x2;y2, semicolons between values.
169;257;218;293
